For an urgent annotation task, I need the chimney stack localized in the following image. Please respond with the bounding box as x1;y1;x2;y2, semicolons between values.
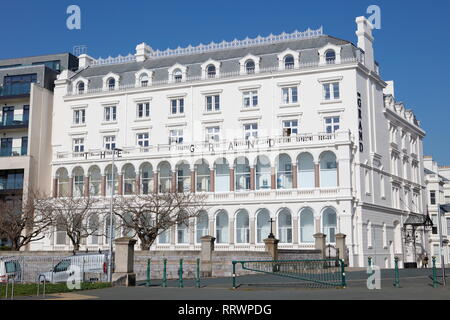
355;16;375;72
78;54;94;69
135;43;153;62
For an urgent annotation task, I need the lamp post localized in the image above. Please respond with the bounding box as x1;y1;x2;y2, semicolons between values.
436;200;446;286
107;148;122;283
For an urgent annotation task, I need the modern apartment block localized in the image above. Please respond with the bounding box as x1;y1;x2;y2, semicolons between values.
424;156;450;266
0;54;78;246
27;16;428;268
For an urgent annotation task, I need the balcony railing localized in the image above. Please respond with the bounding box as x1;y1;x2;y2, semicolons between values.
66;56;363;97
0;84;31;97
0;147;27;157
56;131;351;160
0;114;29;128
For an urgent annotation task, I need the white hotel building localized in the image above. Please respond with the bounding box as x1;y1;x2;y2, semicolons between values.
30;16;427;268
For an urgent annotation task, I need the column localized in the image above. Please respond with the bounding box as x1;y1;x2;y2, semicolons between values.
200;236;216;277
153;171;159;193
314;233;327;259
249;217;255;245
210;168;215;193
191;171;196;193
171;172;177;193
101;175;106;197
271;167;276;190
292;218;299;244
118;174;123;196
292;164;298;189
336;233;348;263
250;167;255;191
336;162;340;187
84;176;90;197
68;177;74;197
135;174;140;195
229;168;235;192
229;217;235;245
52;178;58;198
315;163;320;188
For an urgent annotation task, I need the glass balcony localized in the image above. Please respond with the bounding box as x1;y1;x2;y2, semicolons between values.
0;114;29;128
0;147;27;157
0;84;31;98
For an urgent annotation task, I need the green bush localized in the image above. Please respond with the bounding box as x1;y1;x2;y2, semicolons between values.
0;282;111;298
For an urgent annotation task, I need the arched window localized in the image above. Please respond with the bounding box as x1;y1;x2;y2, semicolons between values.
88;166;101;196
235;157;250;191
158;162;171;193
256;209;271;243
325;50;336;64
105;165;119;196
284;55;295;69
176;162;191;193
88;214;100;245
177;212;189;244
256;156;271;190
123;164;136;195
235;210;249;244
245;60;255;74
206;65;216;78
297;153;315;189
196;211;209;243
276;154;292;189
300;208;314;243
77;81;85;94
278;209;292;243
140;163;153;195
72;167;84;197
173;69;182;83
215;158;230;192
56;168;69;197
158;228;171;244
215;210;229;244
323;207;337;243
319;152;337;187
139;73;149;87
195;160;210;192
107;78;116;90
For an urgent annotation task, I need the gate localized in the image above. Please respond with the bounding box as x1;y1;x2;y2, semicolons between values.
232;259;346;289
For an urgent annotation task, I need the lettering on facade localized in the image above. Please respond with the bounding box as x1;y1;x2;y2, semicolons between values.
358;92;364;153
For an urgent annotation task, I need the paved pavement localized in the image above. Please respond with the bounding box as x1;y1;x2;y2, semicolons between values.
14;268;450;300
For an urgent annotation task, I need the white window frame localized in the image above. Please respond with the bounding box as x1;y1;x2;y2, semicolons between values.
169;129;184;145
281;86;299;105
136;132;150;147
324;116;340;133
205;95;220;112
205;126;220;142
242;90;259;109
170;98;185;115
136;102;150;119
103;135;116;150
103;105;117;122
322;82;340;101
282;119;299;137
243;123;258;141
73;138;85;154
73;108;86;125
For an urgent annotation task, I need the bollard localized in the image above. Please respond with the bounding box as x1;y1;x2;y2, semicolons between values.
162;259;167;288
232;261;237;289
146;259;151;287
432;256;438;288
393;257;400;288
195;258;201;288
179;259;184;288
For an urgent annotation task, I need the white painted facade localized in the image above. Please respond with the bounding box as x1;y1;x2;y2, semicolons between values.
29;16;427;268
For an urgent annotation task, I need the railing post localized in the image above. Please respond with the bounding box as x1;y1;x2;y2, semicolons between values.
232;261;237;289
340;260;346;288
179;259;183;288
146;259;151;287
432;256;438;288
162;259;167;288
393;257;400;288
196;258;201;288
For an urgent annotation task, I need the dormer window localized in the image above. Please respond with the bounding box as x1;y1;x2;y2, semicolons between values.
108;78;116;90
207;65;216;78
325;50;336;64
174;69;183;83
284;55;295;69
77;82;85;94
245;60;255;74
140;74;149;87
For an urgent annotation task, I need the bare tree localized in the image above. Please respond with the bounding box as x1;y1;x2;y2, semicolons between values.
113;192;208;250
0;192;53;251
45;196;105;251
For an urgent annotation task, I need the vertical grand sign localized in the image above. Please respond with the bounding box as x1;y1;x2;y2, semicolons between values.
358;92;364;153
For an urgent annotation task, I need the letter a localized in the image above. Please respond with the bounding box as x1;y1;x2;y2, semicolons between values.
66;5;81;30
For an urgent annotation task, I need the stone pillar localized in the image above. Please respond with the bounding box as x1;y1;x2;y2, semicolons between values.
336;162;340;187
314;233;327;259
249;167;255;191
315;163;320;188
118;174;123;196
191;171;196;193
292;164;298;189
249;218;255;245
189;220;195;245
200;235;215;277
271;167;276;190
292;218;299;244
101;175;106;197
264;238;279;260
229;168;235;192
135;175;140;195
210;169;215;193
171;172;177;193
68;177;74;197
336;233;348;264
84;176;90;197
52;178;58;198
153;172;159;193
112;237;137;287
229;218;235;245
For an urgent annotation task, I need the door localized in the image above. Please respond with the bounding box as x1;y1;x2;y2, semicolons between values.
0;138;12;157
1;107;14;126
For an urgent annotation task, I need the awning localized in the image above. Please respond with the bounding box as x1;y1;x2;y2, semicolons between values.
404;213;433;227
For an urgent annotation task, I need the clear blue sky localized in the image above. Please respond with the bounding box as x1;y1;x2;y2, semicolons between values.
2;0;449;164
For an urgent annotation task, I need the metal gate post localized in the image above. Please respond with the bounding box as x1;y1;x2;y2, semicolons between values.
432;256;438;288
340;260;346;288
178;259;183;288
162;259;167;288
195;258;200;288
393;257;400;288
232;261;237;289
146;259;151;287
